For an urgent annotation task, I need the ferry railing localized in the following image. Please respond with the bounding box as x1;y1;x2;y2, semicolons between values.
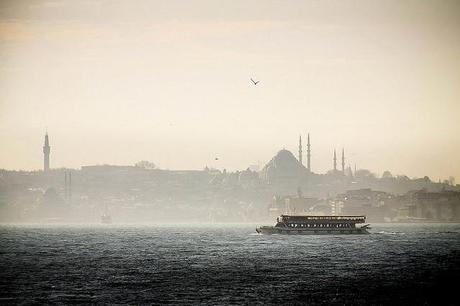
280;215;366;223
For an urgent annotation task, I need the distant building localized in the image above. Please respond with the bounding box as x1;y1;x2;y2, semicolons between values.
43;133;50;171
259;149;308;195
269;194;320;217
335;188;392;221
398;190;460;221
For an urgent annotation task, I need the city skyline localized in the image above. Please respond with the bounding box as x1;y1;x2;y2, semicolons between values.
1;0;459;181
6;131;457;184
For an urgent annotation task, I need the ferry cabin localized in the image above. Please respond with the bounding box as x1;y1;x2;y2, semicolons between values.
276;215;366;229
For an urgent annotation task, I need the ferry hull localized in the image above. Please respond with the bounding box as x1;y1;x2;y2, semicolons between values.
256;226;370;235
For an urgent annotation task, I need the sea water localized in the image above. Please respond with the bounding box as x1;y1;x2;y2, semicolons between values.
1;223;459;305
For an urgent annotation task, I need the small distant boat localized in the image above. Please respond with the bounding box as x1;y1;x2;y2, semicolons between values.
100;203;112;224
256;215;371;235
101;213;112;224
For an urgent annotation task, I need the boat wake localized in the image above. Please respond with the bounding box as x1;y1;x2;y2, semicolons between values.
376;230;404;235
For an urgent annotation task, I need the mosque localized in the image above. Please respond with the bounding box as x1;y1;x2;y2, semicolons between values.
259;133;347;195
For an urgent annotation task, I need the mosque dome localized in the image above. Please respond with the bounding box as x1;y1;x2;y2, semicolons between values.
260;149;306;183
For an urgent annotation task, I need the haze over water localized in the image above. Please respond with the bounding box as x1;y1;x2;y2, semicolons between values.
1;223;459;305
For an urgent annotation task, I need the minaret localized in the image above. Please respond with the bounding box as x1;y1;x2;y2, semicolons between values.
298;135;303;165
333;149;337;171
43;132;50;171
341;148;345;174
307;133;311;172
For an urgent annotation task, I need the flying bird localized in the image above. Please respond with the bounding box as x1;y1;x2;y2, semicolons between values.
215;157;219;161
250;78;260;85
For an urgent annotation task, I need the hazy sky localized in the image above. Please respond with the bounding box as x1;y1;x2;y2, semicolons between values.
1;0;459;181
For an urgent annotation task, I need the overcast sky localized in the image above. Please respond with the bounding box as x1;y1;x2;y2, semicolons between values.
0;0;459;181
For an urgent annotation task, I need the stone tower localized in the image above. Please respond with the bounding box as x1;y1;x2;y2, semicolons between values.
43;133;50;171
341;148;345;173
307;133;311;172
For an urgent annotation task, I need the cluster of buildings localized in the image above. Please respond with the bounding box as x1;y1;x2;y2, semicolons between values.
0;132;459;223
